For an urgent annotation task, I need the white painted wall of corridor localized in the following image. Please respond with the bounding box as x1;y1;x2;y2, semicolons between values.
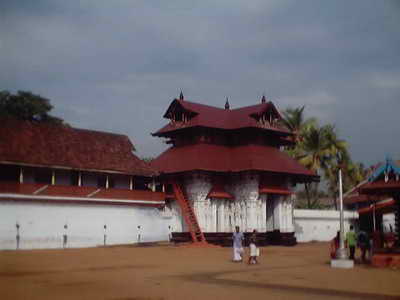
0;201;179;250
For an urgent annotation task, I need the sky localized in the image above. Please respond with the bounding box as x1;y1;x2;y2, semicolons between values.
1;0;399;166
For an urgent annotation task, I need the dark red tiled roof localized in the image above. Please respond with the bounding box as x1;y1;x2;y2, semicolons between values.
359;180;400;195
94;188;164;201
259;187;292;195
151;143;317;180
343;194;376;205
40;185;98;197
358;200;395;215
0;182;165;204
153;99;291;136
207;183;233;199
0;182;45;194
0;118;155;176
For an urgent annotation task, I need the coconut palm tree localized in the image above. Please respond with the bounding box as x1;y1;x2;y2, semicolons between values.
295;124;349;208
281;106;316;144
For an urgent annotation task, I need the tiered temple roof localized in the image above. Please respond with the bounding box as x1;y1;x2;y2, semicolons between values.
151;96;318;182
153;98;292;137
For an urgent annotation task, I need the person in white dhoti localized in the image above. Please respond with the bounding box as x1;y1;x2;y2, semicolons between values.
232;226;244;262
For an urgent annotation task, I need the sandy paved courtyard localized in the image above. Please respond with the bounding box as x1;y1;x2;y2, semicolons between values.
1;242;399;300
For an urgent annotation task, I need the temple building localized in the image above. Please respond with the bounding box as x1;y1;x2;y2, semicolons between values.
344;158;400;234
0;118;168;249
151;94;319;244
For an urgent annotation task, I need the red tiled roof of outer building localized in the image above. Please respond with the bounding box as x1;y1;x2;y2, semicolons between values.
0;182;165;204
40;185;98;197
94;188;164;201
151;143;317;180
343;194;379;205
358;199;396;215
152;99;291;136
0;118;156;176
359;180;400;195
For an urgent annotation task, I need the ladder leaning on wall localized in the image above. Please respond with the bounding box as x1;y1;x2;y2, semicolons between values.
172;182;207;244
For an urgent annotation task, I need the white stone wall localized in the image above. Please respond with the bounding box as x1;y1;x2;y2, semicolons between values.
0;201;171;250
293;209;358;242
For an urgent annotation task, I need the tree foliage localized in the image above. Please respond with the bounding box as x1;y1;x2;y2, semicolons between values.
283;106;367;209
0;90;65;124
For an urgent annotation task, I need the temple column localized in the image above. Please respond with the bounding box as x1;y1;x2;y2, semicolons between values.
261;195;267;232
273;196;282;230
183;172;212;233
246;199;258;231
216;200;225;232
226;172;259;232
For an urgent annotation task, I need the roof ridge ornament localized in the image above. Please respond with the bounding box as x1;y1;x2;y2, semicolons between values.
225;97;230;110
179;91;184;101
261;95;266;103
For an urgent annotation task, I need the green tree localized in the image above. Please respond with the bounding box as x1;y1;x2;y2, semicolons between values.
283;106;364;209
0;90;65;124
281;106;316;143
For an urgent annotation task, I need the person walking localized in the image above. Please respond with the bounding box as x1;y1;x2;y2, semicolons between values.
357;230;370;263
248;230;259;265
232;226;244;262
346;225;357;260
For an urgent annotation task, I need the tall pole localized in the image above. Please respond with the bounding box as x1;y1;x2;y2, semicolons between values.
336;169;347;259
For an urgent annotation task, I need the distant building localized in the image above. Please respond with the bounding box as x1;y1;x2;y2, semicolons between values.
344;158;400;234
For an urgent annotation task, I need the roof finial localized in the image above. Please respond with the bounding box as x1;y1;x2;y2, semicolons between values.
261;94;266;103
225;97;230;110
179;90;184;100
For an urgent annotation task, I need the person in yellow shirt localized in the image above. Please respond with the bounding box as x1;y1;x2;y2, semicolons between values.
346;225;357;260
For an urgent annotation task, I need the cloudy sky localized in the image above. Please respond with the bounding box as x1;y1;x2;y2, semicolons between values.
1;0;399;166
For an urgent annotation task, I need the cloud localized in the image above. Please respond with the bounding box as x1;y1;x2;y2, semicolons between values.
1;0;399;164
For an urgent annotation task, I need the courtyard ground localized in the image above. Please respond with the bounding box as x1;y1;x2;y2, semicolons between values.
0;242;399;300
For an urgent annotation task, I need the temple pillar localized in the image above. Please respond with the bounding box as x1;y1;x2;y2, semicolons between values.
280;196;294;233
261;195;267;232
183;172;212;232
227;172;259;232
246;199;258;231
216;200;225;232
273;196;282;230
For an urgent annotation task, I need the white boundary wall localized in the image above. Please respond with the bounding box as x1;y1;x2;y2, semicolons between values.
294;209;358;243
0;201;173;250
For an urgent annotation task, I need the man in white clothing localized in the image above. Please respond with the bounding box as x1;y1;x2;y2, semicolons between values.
232;226;244;262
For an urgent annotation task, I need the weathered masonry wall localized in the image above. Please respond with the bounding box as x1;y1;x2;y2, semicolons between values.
0;201;173;250
293;209;358;242
177;172;295;233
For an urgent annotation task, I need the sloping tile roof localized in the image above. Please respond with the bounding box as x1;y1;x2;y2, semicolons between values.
0;118;155;176
0;182;165;206
151;143;318;181
207;183;233;199
358;199;395;215
153;99;291;136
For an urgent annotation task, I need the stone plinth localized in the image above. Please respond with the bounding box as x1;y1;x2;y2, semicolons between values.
330;259;354;269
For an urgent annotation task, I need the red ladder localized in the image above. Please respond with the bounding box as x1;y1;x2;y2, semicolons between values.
172;182;206;243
